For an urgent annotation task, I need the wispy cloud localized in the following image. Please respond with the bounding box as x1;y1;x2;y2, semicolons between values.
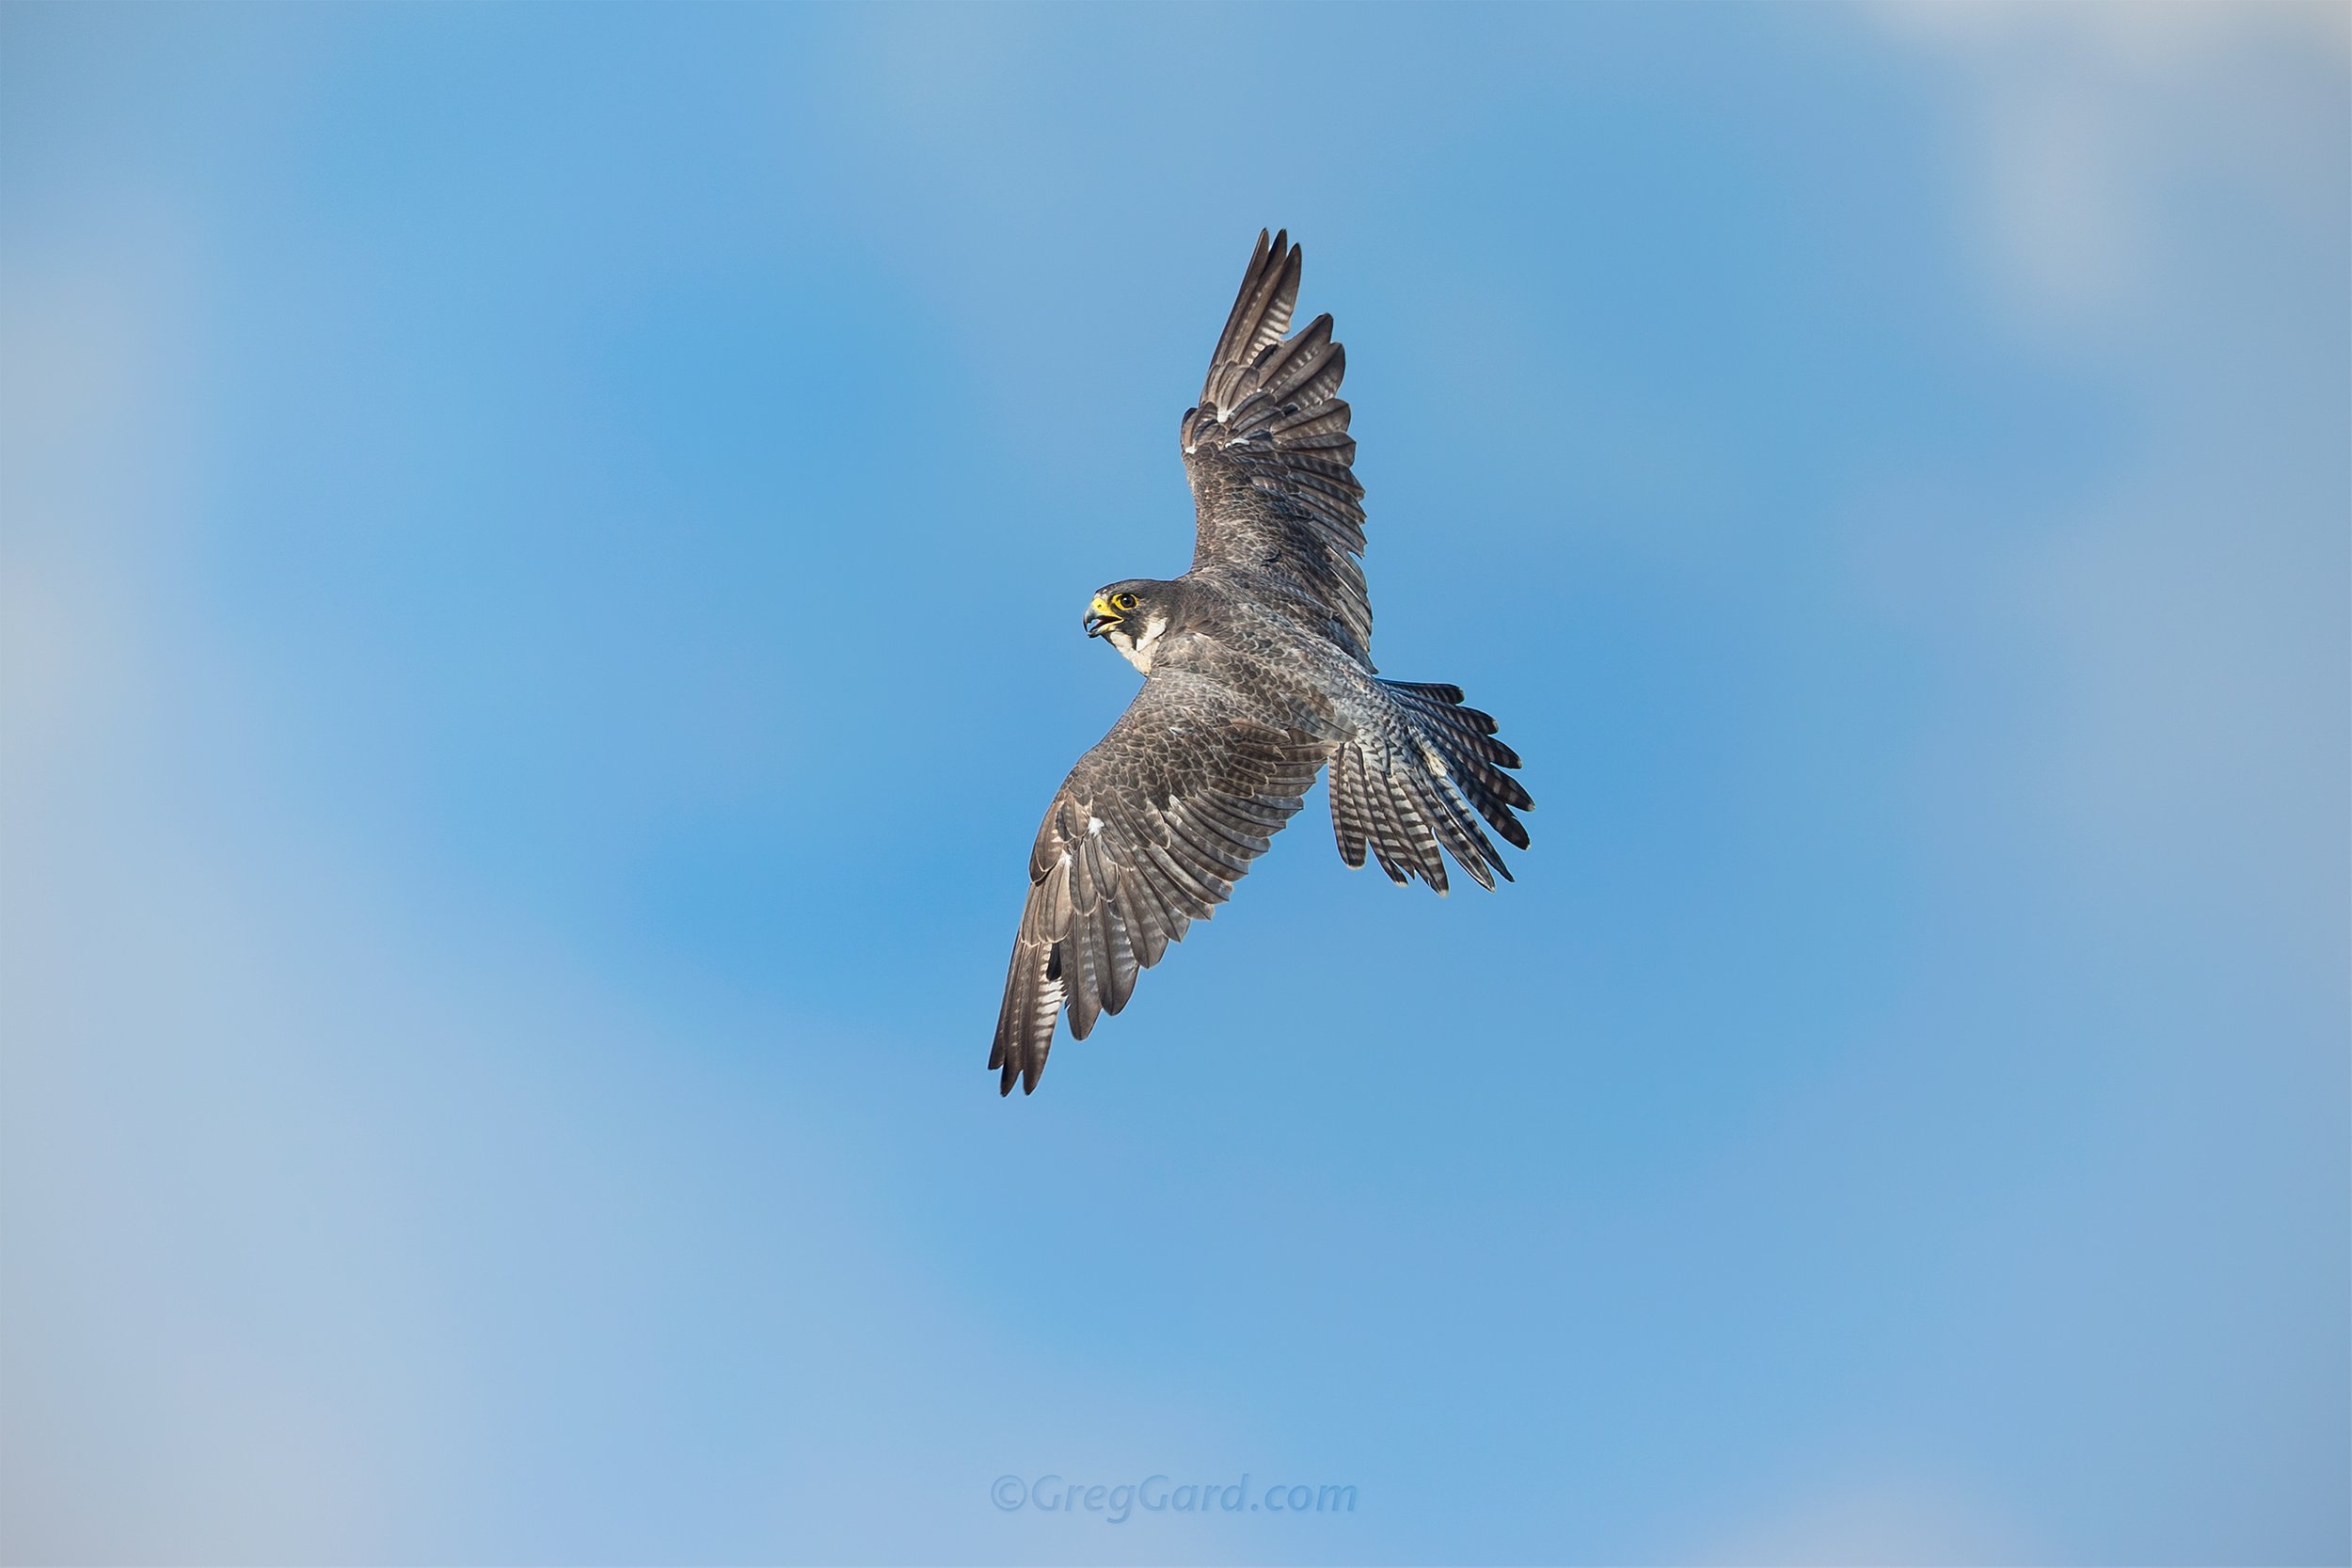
1871;0;2348;333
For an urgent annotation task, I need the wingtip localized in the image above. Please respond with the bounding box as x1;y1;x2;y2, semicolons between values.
991;1033;1050;1096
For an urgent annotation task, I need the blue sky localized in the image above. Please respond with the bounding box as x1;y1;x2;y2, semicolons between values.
2;5;2344;1563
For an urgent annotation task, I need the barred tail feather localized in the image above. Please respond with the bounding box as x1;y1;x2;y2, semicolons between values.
1331;682;1532;893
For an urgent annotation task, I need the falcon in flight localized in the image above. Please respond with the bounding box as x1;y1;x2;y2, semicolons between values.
991;230;1532;1095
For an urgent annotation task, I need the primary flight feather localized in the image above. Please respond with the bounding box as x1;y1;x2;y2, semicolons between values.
991;230;1532;1095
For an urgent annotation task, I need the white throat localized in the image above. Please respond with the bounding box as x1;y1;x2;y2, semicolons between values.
1109;614;1169;674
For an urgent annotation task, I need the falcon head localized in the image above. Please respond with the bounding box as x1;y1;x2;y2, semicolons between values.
1085;578;1177;673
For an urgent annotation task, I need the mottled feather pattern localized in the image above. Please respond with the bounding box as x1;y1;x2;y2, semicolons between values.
991;673;1323;1095
1182;229;1374;663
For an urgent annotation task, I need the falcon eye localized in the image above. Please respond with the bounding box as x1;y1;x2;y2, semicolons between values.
1113;593;1139;612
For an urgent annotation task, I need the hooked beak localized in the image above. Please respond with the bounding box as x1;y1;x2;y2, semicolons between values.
1084;594;1121;638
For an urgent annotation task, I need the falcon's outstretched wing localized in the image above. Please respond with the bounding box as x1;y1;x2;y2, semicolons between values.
1181;230;1373;662
991;673;1324;1096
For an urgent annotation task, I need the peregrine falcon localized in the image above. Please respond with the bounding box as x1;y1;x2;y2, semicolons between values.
991;230;1532;1095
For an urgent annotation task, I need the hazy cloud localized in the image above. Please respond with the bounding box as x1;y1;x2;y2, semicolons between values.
1871;0;2348;331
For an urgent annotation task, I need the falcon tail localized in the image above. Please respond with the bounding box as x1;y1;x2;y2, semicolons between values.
1330;681;1532;894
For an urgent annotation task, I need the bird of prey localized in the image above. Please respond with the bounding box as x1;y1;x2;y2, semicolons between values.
991;230;1531;1095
